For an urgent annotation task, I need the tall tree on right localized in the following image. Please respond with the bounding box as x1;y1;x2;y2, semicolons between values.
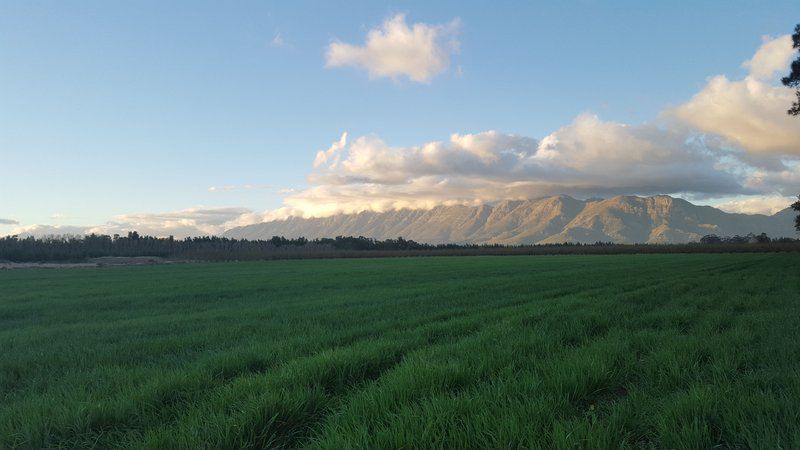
784;25;800;230
792;196;800;231
783;24;800;115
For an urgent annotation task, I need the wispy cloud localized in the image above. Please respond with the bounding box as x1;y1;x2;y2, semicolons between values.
208;184;276;192
0;218;19;225
269;32;288;49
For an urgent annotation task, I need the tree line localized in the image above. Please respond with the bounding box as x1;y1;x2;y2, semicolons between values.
698;233;799;244
0;232;435;262
1;231;798;263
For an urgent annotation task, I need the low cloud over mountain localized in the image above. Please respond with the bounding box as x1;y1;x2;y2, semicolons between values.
225;195;796;245
9;208;255;239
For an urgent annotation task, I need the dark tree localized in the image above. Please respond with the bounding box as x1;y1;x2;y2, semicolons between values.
782;25;800;231
782;24;800;115
700;235;723;244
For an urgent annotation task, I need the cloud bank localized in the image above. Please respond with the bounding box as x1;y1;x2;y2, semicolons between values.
10;208;256;239
326;14;461;83
714;195;795;215
281;115;750;218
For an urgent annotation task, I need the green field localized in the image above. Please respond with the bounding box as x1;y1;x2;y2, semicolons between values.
1;254;798;449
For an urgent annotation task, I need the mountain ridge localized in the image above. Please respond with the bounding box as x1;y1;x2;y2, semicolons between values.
225;195;796;244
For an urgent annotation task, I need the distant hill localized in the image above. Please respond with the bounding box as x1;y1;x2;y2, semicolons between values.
224;195;797;244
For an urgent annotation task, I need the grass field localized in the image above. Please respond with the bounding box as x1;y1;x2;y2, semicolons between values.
1;254;799;449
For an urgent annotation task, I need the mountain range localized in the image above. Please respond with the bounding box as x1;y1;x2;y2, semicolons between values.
224;195;797;244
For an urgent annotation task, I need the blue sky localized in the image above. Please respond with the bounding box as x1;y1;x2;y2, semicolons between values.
2;1;800;236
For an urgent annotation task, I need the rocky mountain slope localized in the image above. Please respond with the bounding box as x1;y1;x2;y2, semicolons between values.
224;195;797;244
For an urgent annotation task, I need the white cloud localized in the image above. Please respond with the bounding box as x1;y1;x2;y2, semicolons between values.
0;218;19;225
714;195;794;215
325;14;461;83
742;35;795;80
669;35;800;155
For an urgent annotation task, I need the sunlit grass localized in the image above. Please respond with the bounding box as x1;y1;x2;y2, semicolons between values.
1;254;798;448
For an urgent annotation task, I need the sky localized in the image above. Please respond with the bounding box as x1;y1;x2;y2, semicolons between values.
2;1;800;237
